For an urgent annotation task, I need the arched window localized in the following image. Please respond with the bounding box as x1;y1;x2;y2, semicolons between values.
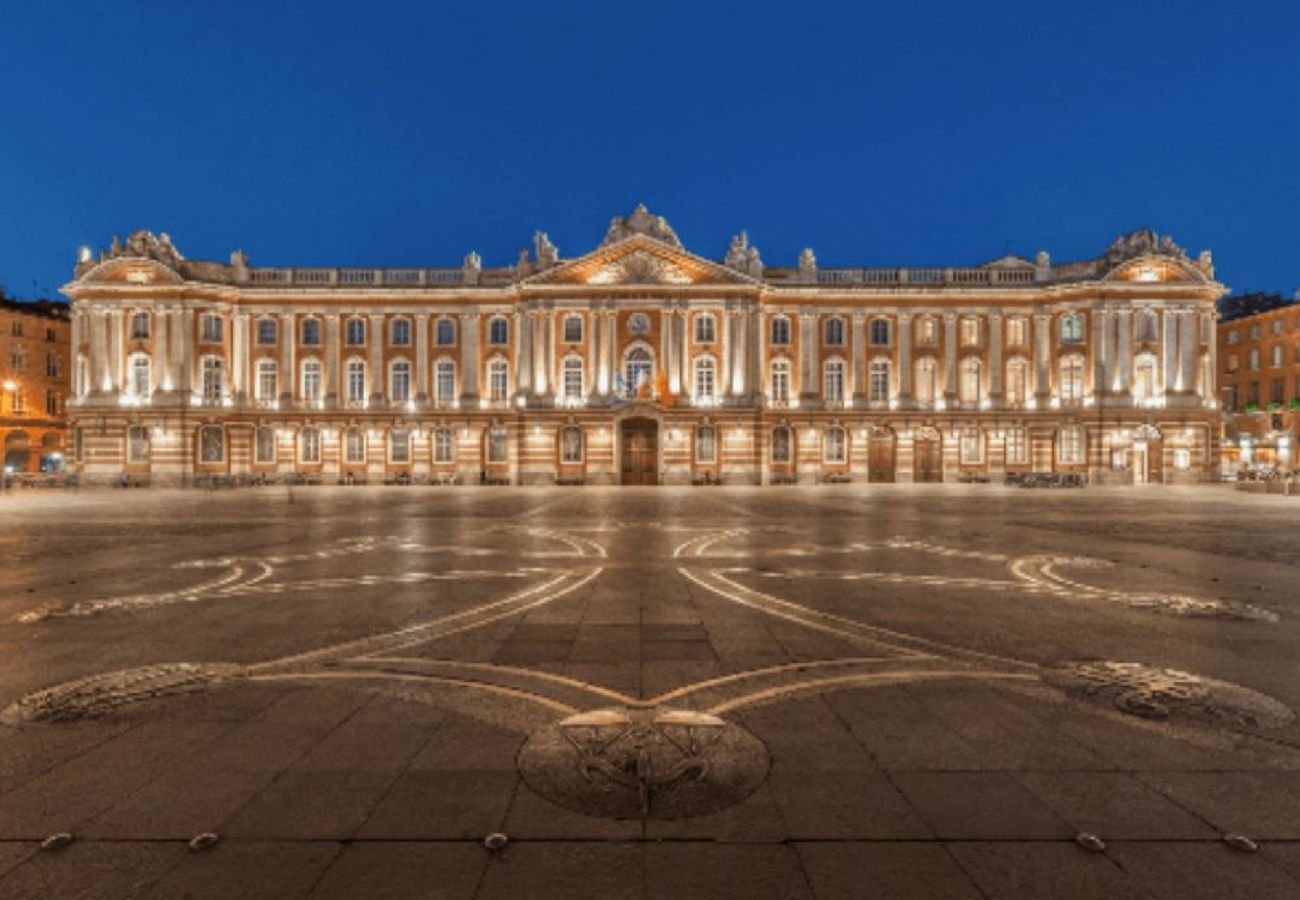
488;317;509;345
299;427;321;464
695;314;716;344
915;357;937;408
201;357;224;402
1060;313;1084;343
869;318;890;346
624;347;653;397
561;425;583;463
129;353;151;398
1005;426;1028;465
959;357;982;406
300;359;322;402
770;317;791;346
255;427;277;464
435;318;455;346
1058;425;1086;465
917;316;938;346
960;317;981;346
824;317;846;346
435;359;456;404
391;318;412;347
345;318;366;346
868;358;891;405
1005;357;1028;408
563;315;583;343
301;318;322;346
434;427;454;463
130;312;150;340
1058;353;1085;404
389;428;411;463
562;356;584;402
345;359;366;403
695;426;717;463
488;358;509;402
257;318;277;346
127;425;150;463
199;426;224;462
771;426;792;463
390;359;411;402
1135;310;1157;343
825;426;847;463
344;427;365;463
823;358;845;404
770;358;791;404
1132;353;1157;402
693;356;716;403
256;360;279;402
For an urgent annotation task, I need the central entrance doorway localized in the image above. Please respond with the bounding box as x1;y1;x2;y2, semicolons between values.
914;435;942;483
620;418;659;485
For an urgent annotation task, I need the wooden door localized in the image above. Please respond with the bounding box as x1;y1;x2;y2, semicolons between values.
914;439;942;483
620;419;659;485
868;436;895;482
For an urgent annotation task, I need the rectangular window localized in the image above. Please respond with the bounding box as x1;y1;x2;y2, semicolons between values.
695;315;716;343
45;390;58;416
127;427;150;463
487;427;508;463
1249;349;1260;371
563;316;583;343
824;429;846;463
1173;448;1191;470
435;362;455;403
561;427;583;463
960;431;983;464
434;429;454;463
1005;428;1027;465
1059;428;1085;464
1227;330;1239;345
257;319;277;345
255;429;276;464
344;429;365;463
389;428;410;463
46;353;60;377
300;430;321;463
960;318;980;346
695;426;717;463
1272;380;1284;404
1006;318;1026;346
200;315;224;343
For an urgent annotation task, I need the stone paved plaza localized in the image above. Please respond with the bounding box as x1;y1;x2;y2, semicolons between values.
2;485;1300;898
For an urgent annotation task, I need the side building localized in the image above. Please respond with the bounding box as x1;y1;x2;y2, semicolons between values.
1217;294;1300;475
1;298;71;474
63;208;1224;486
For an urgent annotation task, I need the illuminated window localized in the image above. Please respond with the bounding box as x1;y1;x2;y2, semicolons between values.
129;353;151;398
199;426;224;462
824;426;847;463
1005;427;1027;465
1060;314;1084;343
917;316;937;345
694;314;716;343
770;358;790;404
389;428;411;463
562;356;584;402
960;430;983;464
1058;354;1085;405
959;357;982;406
770;317;791;346
389;359;411;402
487;426;508;463
299;427;320;463
915;357;937;408
1005;358;1028;408
824;317;846;346
561;426;583;463
1058;426;1085;465
300;359;322;401
693;356;716;402
869;359;890;406
346;359;366;403
344;427;365;463
201;357;224;401
488;358;509;402
1006;317;1026;346
434;427;454;463
255;427;276;464
435;360;455;404
695;426;717;463
823;358;845;404
960;318;980;347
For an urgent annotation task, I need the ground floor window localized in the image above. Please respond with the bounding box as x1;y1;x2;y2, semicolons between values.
200;426;224;463
561;426;583;463
1005;427;1027;465
695;426;717;463
390;428;411;463
771;426;791;463
824;426;846;463
1173;448;1191;470
344;427;365;463
255;427;277;464
1058;426;1085;465
487;426;508;463
435;427;454;462
300;427;321;463
959;430;983;464
127;426;150;463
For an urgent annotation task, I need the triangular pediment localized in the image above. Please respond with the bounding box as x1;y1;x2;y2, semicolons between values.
1104;255;1207;285
524;234;758;287
78;257;184;286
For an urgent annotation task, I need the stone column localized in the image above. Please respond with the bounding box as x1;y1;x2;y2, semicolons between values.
368;314;384;403
943;313;958;404
1202;311;1216;401
749;308;762;401
605;310;618;396
1091;308;1106;397
897;313;912;407
660;307;673;394
1179;309;1198;394
731;309;747;397
851;313;867;407
231;313;248;401
281;313;297;404
326;315;341;404
988;312;1003;404
460;314;480;404
415;314;429;404
678;309;690;397
1116;309;1132;397
544;309;556;399
109;309;125;393
89;309;109;395
1033;313;1051;405
799;313;819;406
1161;309;1177;396
517;310;533;397
172;310;192;396
153;307;171;393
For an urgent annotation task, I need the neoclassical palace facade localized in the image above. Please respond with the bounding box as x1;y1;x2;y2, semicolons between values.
63;207;1225;486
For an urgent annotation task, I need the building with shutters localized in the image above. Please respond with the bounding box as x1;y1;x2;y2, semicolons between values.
1;298;71;475
63;207;1224;486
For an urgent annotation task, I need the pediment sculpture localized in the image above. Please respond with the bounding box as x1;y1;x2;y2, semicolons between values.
600;204;684;249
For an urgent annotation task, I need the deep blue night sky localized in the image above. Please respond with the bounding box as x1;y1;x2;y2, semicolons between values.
2;1;1297;299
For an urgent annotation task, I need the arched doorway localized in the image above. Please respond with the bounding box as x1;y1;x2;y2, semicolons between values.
868;427;896;482
914;427;942;483
620;417;658;485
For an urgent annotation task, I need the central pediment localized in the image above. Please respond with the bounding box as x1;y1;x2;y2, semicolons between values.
524;233;758;288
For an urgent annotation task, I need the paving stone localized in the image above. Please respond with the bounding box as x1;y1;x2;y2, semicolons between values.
141;840;342;900
1105;841;1300;900
890;771;1075;840
1136;771;1300;838
946;841;1152;899
477;842;641;900
1015;771;1217;839
0;840;184;900
308;842;486;899
356;770;518;839
768;768;932;839
796;843;984;899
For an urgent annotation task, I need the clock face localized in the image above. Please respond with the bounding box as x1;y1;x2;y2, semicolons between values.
628;313;651;335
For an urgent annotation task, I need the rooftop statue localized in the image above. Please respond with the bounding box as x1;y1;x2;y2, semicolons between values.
599;203;684;249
